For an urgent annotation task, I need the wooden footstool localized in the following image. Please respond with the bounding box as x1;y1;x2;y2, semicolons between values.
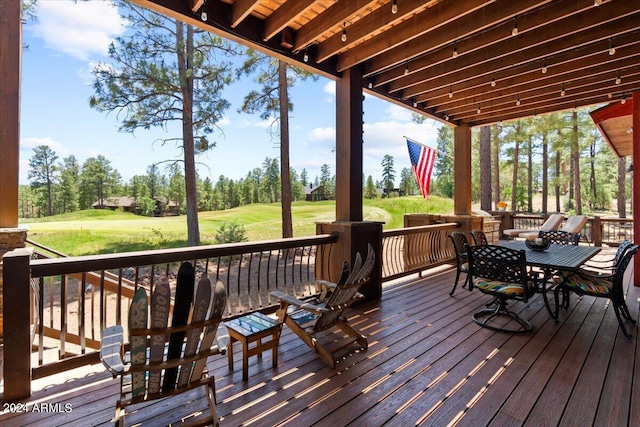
224;312;282;381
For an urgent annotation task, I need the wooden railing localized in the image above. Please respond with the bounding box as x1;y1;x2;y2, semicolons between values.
509;214;633;246
2;234;337;399
381;223;459;281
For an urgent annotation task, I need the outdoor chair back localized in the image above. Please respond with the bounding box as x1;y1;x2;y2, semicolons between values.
448;231;470;296
271;243;375;368
554;245;638;338
100;274;228;426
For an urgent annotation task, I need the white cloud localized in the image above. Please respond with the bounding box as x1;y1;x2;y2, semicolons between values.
323;81;336;96
308;127;335;143
30;1;125;60
240;118;274;129
385;104;414;122
21;137;71;157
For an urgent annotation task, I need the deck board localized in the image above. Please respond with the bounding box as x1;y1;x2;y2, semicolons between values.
2;263;639;427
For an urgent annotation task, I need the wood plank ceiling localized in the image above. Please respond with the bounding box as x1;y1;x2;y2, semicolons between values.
133;0;640;127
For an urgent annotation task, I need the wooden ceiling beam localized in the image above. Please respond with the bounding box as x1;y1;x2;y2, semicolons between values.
372;0;589;87
454;79;640;122
263;0;317;42
447;70;640;118
314;0;433;63
415;31;640;105
336;0;491;72
398;14;640;101
429;53;640;113
231;0;260;28
468;88;638;126
190;0;204;13
388;2;640;95
364;0;554;80
293;0;378;52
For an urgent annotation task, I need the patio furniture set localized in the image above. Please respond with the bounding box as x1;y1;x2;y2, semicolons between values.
98;222;637;426
449;223;637;338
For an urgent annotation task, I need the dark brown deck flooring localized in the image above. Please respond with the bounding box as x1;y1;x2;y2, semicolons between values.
2;265;639;427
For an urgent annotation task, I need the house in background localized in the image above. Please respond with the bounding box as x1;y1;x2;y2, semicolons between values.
305;184;327;202
91;196;137;212
92;196;180;216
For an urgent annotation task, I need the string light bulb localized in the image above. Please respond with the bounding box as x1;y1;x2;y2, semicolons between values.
594;0;602;5
560;83;565;96
609;39;616;55
512;18;518;36
449;87;453;98
368;81;373;89
303;49;309;63
444;113;449;121
615;71;621;84
622;94;626;104
452;43;458;58
392;0;398;14
542;60;547;74
200;3;207;21
516;96;521;106
341;22;347;42
404;64;409;75
413;100;418;108
477;105;481;114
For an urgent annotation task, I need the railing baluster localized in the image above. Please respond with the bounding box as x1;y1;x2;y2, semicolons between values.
38;277;44;366
80;273;86;354
60;274;67;359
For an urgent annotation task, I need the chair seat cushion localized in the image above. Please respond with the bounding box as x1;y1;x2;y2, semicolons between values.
473;278;525;296
556;273;612;295
460;262;469;273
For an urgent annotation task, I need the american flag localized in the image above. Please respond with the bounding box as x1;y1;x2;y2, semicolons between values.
406;138;437;198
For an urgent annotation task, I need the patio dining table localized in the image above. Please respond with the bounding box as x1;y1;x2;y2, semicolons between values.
500;241;601;318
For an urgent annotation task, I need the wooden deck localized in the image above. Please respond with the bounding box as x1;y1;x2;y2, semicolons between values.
2;264;639;427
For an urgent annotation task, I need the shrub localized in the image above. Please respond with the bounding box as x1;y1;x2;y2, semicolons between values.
214;220;247;244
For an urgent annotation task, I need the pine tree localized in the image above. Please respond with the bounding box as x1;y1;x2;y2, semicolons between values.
89;2;238;245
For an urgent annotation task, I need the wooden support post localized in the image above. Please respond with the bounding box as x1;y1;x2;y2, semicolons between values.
0;0;21;229
454;125;472;215
316;221;383;301
591;216;602;247
335;67;363;222
633;92;640;286
2;248;32;401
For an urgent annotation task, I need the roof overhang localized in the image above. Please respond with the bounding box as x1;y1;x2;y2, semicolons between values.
590;99;634;158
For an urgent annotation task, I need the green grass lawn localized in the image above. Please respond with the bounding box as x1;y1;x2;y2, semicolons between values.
24;196;453;256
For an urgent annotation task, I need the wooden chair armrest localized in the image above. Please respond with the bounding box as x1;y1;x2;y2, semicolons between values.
316;280;338;291
270;291;329;315
100;325;125;377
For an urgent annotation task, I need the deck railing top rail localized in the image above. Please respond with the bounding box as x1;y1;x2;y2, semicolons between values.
382;222;460;238
29;234;338;277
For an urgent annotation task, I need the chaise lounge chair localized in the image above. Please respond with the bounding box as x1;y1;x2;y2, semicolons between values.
520;215;588;241
502;213;564;239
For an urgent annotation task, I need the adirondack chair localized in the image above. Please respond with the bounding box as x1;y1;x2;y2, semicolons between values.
100;278;228;427
271;243;375;368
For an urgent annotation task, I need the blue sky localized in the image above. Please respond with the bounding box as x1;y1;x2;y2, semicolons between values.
19;1;442;186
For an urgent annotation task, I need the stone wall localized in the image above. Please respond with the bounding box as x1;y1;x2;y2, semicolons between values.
0;228;28;338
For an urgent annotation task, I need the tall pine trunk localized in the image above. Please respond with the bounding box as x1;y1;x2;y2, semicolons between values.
511;122;520;212
571;110;582;214
618;157;627;218
541;133;548;213
491;125;500;209
177;22;200;246
278;60;293;239
479;126;491;211
527;135;533;212
555;151;561;212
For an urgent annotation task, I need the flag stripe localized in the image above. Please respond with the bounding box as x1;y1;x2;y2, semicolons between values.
406;139;436;198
